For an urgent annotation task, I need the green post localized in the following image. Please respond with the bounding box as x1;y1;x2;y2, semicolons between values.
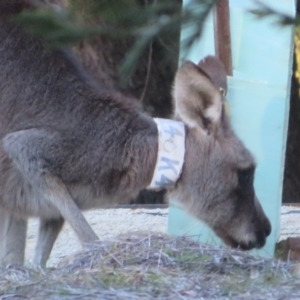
168;0;295;258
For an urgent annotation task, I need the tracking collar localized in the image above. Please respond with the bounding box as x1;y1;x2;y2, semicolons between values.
147;118;185;190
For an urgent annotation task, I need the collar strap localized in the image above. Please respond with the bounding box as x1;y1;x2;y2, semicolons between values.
147;118;186;190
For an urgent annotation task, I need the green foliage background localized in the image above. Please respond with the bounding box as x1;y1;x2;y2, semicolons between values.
11;0;298;82
14;0;217;82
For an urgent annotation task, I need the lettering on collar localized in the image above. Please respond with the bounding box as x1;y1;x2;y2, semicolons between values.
148;118;185;190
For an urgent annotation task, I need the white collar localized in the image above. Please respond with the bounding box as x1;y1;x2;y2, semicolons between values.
147;118;186;190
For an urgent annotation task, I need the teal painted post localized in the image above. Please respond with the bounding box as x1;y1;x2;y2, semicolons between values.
168;0;295;258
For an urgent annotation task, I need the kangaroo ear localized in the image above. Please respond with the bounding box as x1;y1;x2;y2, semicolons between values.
173;56;227;134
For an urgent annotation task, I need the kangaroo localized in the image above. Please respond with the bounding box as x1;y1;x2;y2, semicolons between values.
0;1;271;268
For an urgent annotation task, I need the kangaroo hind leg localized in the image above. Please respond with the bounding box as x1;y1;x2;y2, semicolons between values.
3;129;99;259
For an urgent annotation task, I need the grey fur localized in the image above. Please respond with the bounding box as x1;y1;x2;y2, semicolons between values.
0;1;271;268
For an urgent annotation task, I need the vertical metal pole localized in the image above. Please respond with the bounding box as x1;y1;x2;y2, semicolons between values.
214;0;233;76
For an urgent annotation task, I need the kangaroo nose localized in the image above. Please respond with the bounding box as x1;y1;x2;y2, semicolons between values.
264;219;271;237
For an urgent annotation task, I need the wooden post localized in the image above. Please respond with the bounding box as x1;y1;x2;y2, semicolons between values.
214;0;233;75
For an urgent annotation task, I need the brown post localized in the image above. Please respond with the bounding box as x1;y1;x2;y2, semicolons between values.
214;0;233;76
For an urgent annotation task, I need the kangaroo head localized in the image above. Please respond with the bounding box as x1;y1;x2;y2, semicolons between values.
170;55;271;250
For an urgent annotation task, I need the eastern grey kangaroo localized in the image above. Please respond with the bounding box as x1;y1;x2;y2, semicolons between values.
0;1;271;267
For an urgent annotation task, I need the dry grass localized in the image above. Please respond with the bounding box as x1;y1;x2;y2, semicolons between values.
1;232;299;299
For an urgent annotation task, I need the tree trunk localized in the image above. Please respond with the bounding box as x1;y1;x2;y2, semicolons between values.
282;0;300;203
283;50;300;203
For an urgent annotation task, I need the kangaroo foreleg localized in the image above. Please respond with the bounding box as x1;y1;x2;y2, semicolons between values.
33;217;64;268
0;209;27;267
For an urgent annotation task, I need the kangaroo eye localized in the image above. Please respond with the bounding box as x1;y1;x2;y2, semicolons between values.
238;168;254;186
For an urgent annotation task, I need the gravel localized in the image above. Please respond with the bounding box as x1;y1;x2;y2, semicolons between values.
280;205;300;240
25;208;168;267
